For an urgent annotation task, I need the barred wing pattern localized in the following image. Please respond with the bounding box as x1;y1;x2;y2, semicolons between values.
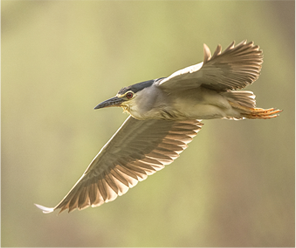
35;116;203;213
157;40;263;92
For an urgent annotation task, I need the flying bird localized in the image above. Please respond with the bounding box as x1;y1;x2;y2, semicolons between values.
35;40;281;214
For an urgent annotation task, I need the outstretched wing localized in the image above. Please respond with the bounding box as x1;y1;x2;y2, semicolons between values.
157;40;263;92
35;116;203;213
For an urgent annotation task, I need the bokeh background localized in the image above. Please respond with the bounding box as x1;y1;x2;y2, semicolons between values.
2;1;294;247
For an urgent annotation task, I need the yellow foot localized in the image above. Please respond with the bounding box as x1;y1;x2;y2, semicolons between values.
244;107;282;119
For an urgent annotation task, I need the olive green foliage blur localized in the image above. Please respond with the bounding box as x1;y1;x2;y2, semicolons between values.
2;1;294;247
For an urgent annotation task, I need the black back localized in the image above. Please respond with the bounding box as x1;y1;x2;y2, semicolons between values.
117;78;165;95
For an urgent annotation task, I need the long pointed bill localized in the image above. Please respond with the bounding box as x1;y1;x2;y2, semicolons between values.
94;96;125;109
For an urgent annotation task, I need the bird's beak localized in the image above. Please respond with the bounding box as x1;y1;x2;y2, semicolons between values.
94;96;125;109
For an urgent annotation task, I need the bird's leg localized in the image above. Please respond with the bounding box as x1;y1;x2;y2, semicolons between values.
229;101;282;119
242;107;282;119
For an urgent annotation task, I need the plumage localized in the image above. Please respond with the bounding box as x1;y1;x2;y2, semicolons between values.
36;117;202;213
157;40;263;92
35;41;281;214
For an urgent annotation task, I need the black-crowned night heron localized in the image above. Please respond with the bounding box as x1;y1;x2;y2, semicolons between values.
35;40;281;214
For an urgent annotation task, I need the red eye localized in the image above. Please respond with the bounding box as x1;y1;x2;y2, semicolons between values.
126;92;133;99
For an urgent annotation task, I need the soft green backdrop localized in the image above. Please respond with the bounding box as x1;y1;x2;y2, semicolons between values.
2;1;294;247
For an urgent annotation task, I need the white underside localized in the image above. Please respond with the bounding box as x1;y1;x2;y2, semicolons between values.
127;86;242;120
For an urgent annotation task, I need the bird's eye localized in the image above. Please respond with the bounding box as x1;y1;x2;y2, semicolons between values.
125;92;134;99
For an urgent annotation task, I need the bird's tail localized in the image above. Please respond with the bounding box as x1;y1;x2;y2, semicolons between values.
223;91;282;119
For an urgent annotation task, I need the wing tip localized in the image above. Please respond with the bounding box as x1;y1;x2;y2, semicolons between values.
34;203;55;214
203;43;211;62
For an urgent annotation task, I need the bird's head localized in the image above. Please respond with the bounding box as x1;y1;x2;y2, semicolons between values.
94;79;156;113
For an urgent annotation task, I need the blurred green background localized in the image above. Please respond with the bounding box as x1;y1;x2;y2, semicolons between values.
2;1;294;247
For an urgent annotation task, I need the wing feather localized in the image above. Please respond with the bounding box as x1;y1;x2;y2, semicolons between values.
157;40;263;92
35;116;203;213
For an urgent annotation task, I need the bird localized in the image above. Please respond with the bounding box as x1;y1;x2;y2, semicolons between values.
35;40;281;214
